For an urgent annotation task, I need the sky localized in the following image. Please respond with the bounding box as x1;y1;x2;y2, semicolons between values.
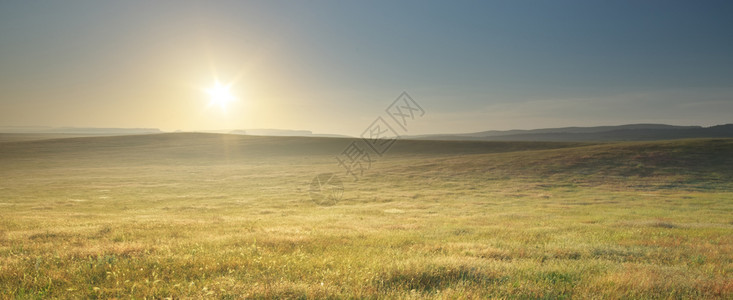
1;0;732;135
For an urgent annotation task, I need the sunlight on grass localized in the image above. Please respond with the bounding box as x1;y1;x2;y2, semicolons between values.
0;136;731;298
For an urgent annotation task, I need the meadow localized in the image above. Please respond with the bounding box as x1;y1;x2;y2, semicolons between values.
0;133;731;298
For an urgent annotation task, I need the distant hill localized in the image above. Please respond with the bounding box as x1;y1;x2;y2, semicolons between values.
0;126;161;135
0;133;584;165
381;138;733;189
228;129;349;138
0;127;350;141
0;127;163;142
0;133;730;189
409;124;733;142
3;123;732;142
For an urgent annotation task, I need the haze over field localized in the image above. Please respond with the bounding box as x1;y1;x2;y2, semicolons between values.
1;1;732;299
1;133;732;298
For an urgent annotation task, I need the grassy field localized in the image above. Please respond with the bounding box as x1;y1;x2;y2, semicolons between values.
0;133;731;298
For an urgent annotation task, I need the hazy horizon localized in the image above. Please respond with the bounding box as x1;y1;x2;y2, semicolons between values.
1;121;731;137
2;1;732;136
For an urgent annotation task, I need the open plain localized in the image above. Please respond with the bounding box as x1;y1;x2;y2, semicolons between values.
0;133;732;298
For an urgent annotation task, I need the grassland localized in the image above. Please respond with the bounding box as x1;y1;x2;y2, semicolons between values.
0;133;731;298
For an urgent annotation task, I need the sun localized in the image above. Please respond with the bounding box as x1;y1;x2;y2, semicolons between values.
205;81;236;110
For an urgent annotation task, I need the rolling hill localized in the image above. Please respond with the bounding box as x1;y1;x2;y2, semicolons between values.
1;133;731;189
4;123;732;142
410;123;733;141
1;132;732;298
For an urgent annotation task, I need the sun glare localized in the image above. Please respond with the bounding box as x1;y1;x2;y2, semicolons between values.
205;81;236;110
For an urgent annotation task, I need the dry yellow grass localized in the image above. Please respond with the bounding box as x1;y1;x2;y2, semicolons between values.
0;134;731;298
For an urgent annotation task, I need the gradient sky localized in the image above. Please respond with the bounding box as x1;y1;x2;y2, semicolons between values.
1;1;732;135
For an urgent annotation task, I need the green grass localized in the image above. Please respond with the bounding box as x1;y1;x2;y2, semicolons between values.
0;134;731;298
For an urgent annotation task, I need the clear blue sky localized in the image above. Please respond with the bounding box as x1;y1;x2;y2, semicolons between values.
1;1;732;135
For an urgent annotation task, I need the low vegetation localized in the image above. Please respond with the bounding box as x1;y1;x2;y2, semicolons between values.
1;134;731;298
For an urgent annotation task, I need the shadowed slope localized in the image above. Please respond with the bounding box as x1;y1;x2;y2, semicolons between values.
0;133;586;166
382;138;733;190
1;133;731;189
